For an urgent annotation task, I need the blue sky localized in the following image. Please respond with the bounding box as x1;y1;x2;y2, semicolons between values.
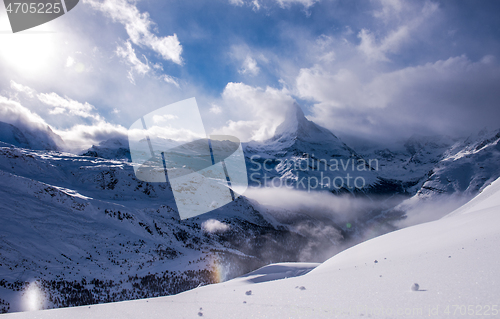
1;0;500;150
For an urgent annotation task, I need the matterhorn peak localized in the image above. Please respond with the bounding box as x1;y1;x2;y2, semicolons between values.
247;103;356;159
271;102;343;143
271;103;308;141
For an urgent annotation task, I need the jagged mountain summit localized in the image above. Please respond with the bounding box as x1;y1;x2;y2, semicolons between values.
244;104;379;192
246;103;357;158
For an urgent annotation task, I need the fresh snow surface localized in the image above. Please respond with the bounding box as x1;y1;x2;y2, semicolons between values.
6;178;500;318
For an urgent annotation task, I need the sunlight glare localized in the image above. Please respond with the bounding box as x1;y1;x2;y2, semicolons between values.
23;281;45;312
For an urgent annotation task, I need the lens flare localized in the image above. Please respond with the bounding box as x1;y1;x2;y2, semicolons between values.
23;281;45;312
209;256;227;284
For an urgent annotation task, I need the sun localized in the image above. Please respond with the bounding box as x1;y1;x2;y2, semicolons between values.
0;32;60;77
0;11;62;78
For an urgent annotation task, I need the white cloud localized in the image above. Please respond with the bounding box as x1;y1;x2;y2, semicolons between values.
54;120;129;152
116;41;150;77
65;56;75;68
213;82;295;141
126;71;136;85
84;0;183;65
230;45;270;77
0;95;49;129
357;28;390;62
162;75;180;88
209;104;223;114
10;80;36;98
299;55;500;141
2;91;129;152
152;114;178;124
3;80;197;151
0;95;64;150
315;35;336;63
297;67;363;109
37;92;102;121
276;0;320;9
229;0;244;6
373;0;403;22
228;0;320;9
357;24;416;62
358;0;438;62
252;0;260;10
129;125;205;143
239;56;260;76
201;219;230;233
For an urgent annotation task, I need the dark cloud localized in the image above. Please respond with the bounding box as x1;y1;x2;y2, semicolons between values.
306;55;500;142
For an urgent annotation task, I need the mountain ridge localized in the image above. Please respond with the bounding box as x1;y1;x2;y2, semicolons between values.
0;121;63;151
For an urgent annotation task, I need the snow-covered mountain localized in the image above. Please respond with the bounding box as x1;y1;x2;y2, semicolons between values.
8;176;499;318
1;109;499;314
360;134;458;181
246;103;357;159
241;104;497;201
244;104;379;192
0;145;346;313
394;128;500;223
75;104;498;204
81;138;131;161
0;121;62;151
418;129;500;197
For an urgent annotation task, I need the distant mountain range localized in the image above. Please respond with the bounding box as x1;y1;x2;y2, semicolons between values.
243;104;500;202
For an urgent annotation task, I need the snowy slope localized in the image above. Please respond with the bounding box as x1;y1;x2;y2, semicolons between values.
10;177;499;318
0;145;343;313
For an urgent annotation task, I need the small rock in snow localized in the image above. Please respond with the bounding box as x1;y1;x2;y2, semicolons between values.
245;290;252;295
411;283;420;291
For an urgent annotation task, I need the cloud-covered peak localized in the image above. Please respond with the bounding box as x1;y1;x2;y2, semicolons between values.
0;96;64;151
